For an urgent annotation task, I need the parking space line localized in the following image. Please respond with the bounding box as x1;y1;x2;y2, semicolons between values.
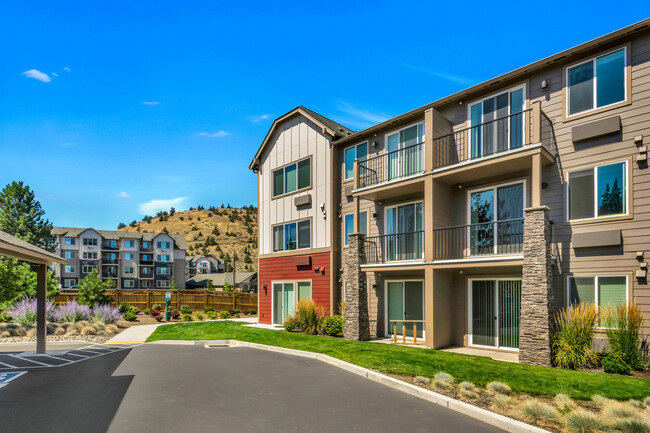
8;355;50;366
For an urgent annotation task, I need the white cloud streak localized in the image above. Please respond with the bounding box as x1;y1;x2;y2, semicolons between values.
332;101;391;130
139;197;188;215
249;114;270;122
401;63;474;86
142;101;160;106
116;192;131;198
197;131;231;138
63;67;71;72
22;69;51;83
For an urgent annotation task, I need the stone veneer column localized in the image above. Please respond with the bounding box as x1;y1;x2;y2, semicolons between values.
344;233;370;341
519;206;553;366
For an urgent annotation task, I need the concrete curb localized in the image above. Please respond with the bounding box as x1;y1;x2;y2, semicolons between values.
191;340;548;433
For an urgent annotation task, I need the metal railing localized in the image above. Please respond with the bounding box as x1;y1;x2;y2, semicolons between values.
432;110;532;169
363;231;424;264
139;259;153;265
358;142;424;188
102;244;118;250
101;258;118;265
432;219;524;260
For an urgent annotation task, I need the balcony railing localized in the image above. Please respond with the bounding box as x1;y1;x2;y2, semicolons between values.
432;219;524;260
140;259;153;265
433;109;535;169
357;142;424;189
102;244;119;251
102;270;118;278
362;231;424;265
102;258;118;265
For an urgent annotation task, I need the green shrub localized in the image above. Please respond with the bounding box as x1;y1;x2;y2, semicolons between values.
203;306;215;313
553;302;598;369
123;311;137;321
250;309;257;315
180;305;191;315
602;303;647;370
143;308;150;315
206;311;217;320
152;304;162;311
233;313;240;318
218;311;229;319
283;316;297;331
322;315;344;336
118;303;131;315
602;355;632;375
195;312;204;321
181;313;192;322
288;299;327;335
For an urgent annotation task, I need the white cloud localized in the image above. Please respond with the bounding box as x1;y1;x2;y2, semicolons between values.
401;63;474;86
142;101;160;106
51;72;59;77
332;101;391;130
21;69;51;83
197;131;231;138
63;67;71;72
249;114;270;122
116;192;131;198
139;197;188;215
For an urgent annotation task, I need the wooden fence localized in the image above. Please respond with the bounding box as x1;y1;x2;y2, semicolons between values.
53;289;257;312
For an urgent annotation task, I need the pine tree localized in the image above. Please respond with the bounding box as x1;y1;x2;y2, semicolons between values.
117;222;127;229
0;181;53;251
76;270;112;306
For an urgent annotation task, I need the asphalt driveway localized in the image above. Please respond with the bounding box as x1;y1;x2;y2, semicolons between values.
0;343;505;433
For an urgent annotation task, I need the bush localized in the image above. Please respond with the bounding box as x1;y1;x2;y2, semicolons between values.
434;372;454;385
76;270;112;306
181;313;192;322
53;299;91;323
152;304;162;311
91;304;122;324
203;306;215;313
219;311;229;319
553;302;598;369
487;381;511;395
288;299;328;335
143;308;150;315
8;298;56;325
242;309;250;315
150;309;161;317
614;418;650;433
250;309;257;315
206;311;217;320
195;312;204;321
602;354;632;375
123;311;137;321
228;309;236;316
602;303;647;370
180;305;191;315
118;303;131;315
233;313;240;318
520;400;558;426
565;410;606;433
153;314;163;322
234;309;240;314
171;310;181;320
323;315;344;336
283;316;297;331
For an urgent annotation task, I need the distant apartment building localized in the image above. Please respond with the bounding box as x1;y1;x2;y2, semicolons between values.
185;254;225;280
250;20;650;366
51;227;186;290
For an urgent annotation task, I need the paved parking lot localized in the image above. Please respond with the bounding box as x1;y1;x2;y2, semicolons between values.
0;343;505;433
0;343;135;371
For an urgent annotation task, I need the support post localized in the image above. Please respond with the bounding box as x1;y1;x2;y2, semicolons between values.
36;263;47;354
531;153;542;207
531;101;541;144
520;206;553;366
344;233;370;341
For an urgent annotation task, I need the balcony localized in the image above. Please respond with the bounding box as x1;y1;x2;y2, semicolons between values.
102;244;118;251
432;219;524;262
139;259;153;266
362;231;424;265
102;258;118;265
140;245;153;252
102;269;119;278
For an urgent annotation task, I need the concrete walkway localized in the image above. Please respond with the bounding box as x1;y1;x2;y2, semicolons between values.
440;346;519;363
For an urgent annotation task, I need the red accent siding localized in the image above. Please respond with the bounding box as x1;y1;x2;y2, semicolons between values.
258;252;331;324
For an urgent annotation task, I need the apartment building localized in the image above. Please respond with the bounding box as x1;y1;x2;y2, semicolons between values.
185;255;225;280
250;19;650;365
51;227;187;290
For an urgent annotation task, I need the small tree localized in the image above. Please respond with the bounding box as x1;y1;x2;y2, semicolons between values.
76;270;112;306
206;280;214;290
169;278;177;291
224;282;232;292
117;222;126;229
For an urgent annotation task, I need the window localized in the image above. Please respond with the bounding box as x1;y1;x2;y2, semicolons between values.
124;253;134;261
272;158;311;197
142;241;151;248
157;254;170;261
125;266;134;274
64;251;76;259
83;252;98;259
82;265;96;273
386;123;424;180
157;241;170;249
344;143;368;180
272;219;311;252
83;238;98;246
64;265;76;273
568;161;626;221
141;280;151;289
568;275;627;318
567;48;626;116
157;280;170;288
65;238;75;245
141;254;152;261
106;240;116;247
298;281;312;301
123;280;134;288
63;279;75;288
344;214;354;246
359;211;368;236
157;267;171;275
106;253;117;260
142;267;152;275
124;240;135;248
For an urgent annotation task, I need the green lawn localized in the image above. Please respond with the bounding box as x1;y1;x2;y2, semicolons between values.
147;321;650;400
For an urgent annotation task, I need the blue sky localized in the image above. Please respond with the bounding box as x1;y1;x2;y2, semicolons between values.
0;2;646;230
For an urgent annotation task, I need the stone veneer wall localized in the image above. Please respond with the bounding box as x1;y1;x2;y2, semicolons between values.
519;206;553;366
344;233;370;341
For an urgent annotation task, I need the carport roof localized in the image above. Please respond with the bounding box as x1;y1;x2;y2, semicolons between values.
0;230;67;265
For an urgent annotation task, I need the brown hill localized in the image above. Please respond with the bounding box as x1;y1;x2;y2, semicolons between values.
118;206;258;273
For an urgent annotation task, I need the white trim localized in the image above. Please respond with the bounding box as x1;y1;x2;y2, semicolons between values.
467;277;521;352
566;160;629;222
270;279;313;325
384;279;425;338
361;260;426;268
431;255;523;265
565;46;628;118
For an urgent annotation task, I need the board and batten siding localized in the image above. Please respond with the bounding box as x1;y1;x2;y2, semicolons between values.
258;114;331;255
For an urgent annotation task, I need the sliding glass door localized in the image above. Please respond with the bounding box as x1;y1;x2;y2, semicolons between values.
469;86;525;159
272;282;294;325
386;281;424;338
469;279;521;349
387;123;424;181
386;202;423;261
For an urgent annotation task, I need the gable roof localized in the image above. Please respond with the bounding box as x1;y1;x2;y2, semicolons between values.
0;230;67;265
52;227;187;250
248;106;354;171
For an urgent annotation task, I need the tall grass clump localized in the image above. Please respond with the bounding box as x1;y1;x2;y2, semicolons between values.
553;302;598;369
601;303;647;370
284;299;328;335
520;400;558;426
91;304;122;324
7;298;55;325
565;410;607;433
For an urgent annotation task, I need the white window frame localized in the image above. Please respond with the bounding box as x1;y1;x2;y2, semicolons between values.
63;279;75;288
83;238;98;246
344;142;368;181
125;266;134;274
383;279;425;339
270;280;312;325
65;237;75;245
565;47;628;118
123;280;135;288
157;241;170;249
566;160;628;222
143;241;151;248
271;219;311;252
156;280;170;288
64;265;76;273
64;251;76;259
156;267;171;275
383;122;426;181
142;267;152;275
383;199;425;261
82;265;97;274
567;274;629;328
124;253;134;261
157;254;170;261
